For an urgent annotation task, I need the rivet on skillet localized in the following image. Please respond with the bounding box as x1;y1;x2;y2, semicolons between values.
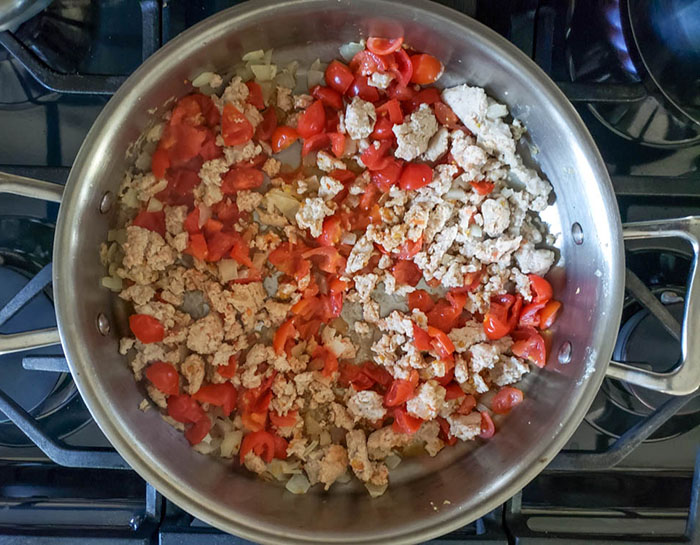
99;191;114;214
96;313;111;335
571;222;584;245
557;341;572;364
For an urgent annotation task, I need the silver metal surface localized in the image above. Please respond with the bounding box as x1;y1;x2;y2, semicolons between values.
0;171;63;203
608;217;700;396
0;0;631;542
0;328;60;356
624;268;682;341
0;0;51;31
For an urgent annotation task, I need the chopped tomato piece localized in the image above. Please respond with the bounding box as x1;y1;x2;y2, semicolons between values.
205;231;236;262
314;345;339;377
361;361;393;389
303;133;332;156
491;386;524;414
427;299;462;332
384;379;415;407
273;318;296;355
241;411;268;432
256;108;278;141
167;394;206;424
392;407;423;435
151;148;170;178
470;180;495;195
410;53;443;85
325;60;354;94
405;88;442;112
271;125;298;153
230;235;254;268
437;415;458;446
221;167;264;192
302;246;346;274
529;274;553;303
239;430;276;464
360;140;393;171
170;94;219;128
349;50;388;76
328;132;346;157
184;416;212;445
192;382;238;416
217;354;238;378
479;411;495;439
376;98;404;124
386;80;416;101
347;75;380;102
412;323;432;351
269;410;298;428
399;163;432;190
408;289;435;313
511;328;547;367
483;293;523;340
367;36;404;55
203;218;223;236
145;361;179;395
371;116;395;140
395;236;423;259
434;101;461;129
540;300;562;329
427;325;455;360
457;394;477;415
297;100;326;138
389;49;413;87
519;301;546;327
328;277;348;318
132;210;166;238
221;103;253;146
391;259;421;286
273;433;289;459
443;382;465;401
129;314;164;344
371;159;403;192
310;85;344;110
245;81;265;109
185;232;208;261
158;168;200;207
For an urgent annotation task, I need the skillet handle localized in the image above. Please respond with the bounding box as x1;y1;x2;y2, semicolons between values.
0;171;63;354
607;216;700;396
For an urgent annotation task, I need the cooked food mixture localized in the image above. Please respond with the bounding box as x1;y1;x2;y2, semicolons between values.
101;36;561;496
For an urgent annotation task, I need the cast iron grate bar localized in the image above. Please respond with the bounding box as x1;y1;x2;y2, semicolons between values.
0;263;52;327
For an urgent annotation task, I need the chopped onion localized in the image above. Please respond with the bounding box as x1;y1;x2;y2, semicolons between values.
219;429;243;458
107;229;126;243
385;453;402;469
265;188;300;221
275;69;296;89
217;259;238;283
101;276;123;292
340;232;357;245
262;48;273;65
285;473;311;494
234;64;254;81
339;41;364;62
445;188;468;201
197;204;211;228
285;60;299;75
486;103;509;119
319;430;331;447
242;49;265;63
259;80;274;104
365;482;388;498
121;187;139;209
309;58;323;72
307;70;324;88
192;71;216;88
268;459;288;481
469;224;482;238
146;198;163;212
251;64;277;81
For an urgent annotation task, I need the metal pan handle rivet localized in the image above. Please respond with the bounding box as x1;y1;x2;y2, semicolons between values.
571;223;584;245
96;314;111;336
557;341;572;364
99;191;114;214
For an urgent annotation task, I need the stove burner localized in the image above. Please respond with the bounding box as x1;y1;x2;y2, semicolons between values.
0;217;91;446
585;246;700;441
567;0;700;147
0;55;57;108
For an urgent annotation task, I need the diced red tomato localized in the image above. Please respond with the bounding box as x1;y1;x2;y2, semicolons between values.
479;411;495;439
145;361;179;395
376;98;404;124
371;159;403;192
273;318;296;355
371;116;395;140
408;289;435;313
328;277;348;318
202;218;223;236
199;130;223;160
302;133;332;157
302;246;346;274
406;88;442;112
389;49;413;87
491;386;524;414
325;60;354;94
347;75;380;102
185;232;208;261
167;394;206;424
540;300;561;329
395;236;423;259
217;354;238;378
470;180;495;195
399;163;432;190
427;326;455;360
204;231;235;262
511;327;547;367
410;53;443;85
434;101;461;129
360;140;393;171
367;36;404;55
392;407;423;435
328;132;346;157
386;80;416;101
519;301;546;327
241;411;268;433
349;50;388;76
157;168;200;207
426;299;462;332
483;293;523;340
269;410;298;428
221;103;254;146
297;100;326;138
457;394;477;415
239;430;276;464
271;126;298;153
221;167;264;193
443;382;465;401
170;94;219;128
129;314;164;344
230;235;254;268
310;85;344;110
256;108;278;141
391;259;421;286
317;215;343;246
245;81;265;109
132;210;166;238
413;323;432;351
272;434;289;459
361;361;393;389
184;416;212;445
529;274;553;303
151;148;170;178
192;382;238;416
384;379;415;407
437;415;458;446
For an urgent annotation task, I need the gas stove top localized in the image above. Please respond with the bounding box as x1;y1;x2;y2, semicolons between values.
0;1;698;543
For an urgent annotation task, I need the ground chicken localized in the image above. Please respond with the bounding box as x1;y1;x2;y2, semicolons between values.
347;390;387;422
393;103;438;161
186;313;224;355
344;96;376;140
295;197;334;237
